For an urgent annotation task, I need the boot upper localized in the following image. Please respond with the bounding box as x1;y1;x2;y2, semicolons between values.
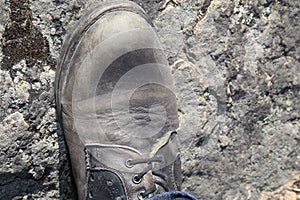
55;2;182;199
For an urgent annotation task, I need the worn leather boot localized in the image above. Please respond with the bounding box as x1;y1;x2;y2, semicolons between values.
55;1;182;199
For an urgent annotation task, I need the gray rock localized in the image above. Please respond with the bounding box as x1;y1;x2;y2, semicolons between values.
0;0;299;199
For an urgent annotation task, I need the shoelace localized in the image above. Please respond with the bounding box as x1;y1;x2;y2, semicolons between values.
126;157;162;181
125;130;177;199
85;130;177;199
125;157;162;199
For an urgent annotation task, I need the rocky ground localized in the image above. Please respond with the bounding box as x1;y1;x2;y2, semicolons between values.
0;0;299;199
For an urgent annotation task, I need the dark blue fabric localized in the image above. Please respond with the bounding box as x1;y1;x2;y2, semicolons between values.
148;191;198;200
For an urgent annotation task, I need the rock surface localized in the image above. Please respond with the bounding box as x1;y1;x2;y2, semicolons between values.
0;0;299;199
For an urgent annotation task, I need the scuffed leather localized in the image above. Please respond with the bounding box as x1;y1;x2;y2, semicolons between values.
55;1;182;199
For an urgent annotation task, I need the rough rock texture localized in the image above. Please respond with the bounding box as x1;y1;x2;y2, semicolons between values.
0;0;299;199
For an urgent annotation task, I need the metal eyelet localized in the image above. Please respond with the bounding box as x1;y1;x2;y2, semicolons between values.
125;159;133;168
137;191;145;200
132;174;142;184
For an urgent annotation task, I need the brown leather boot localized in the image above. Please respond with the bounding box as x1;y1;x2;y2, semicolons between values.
55;1;182;199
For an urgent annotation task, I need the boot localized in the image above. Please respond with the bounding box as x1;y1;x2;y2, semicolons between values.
55;1;182;199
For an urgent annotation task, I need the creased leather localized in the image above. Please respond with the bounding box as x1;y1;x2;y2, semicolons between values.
56;2;182;199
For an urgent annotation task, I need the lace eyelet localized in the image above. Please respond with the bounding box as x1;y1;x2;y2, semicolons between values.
137;191;145;200
125;159;134;168
132;174;142;184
